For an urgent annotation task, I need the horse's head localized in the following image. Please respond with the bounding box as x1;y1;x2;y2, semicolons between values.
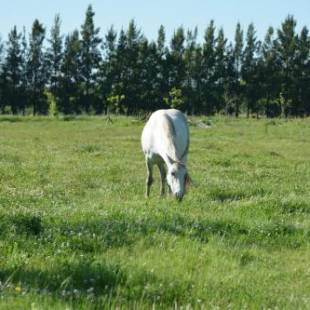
166;155;190;201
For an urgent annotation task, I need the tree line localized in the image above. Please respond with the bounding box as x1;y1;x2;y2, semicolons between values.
0;5;309;117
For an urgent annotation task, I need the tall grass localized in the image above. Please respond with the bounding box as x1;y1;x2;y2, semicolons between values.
0;116;309;309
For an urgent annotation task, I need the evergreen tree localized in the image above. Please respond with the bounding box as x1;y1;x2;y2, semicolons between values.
156;25;169;110
184;27;198;113
137;39;162;111
20;27;29;114
1;12;310;117
0;36;3;64
4;26;23;114
296;26;310;115
201;20;217;114
167;26;185;109
233;22;244;116
214;27;227;113
192;45;204;114
58;30;81;114
80;5;102;113
28;19;48;115
276;15;298;117
223;43;237;115
109;21;145;114
242;23;259;116
0;36;5;112
100;26;117;113
111;29;127;113
259;27;281;117
46;14;63;101
124;20;143;113
157;25;166;56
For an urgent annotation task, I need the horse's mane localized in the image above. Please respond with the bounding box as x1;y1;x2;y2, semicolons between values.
162;113;189;163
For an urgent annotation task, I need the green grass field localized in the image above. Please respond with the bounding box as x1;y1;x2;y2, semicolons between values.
0;115;309;309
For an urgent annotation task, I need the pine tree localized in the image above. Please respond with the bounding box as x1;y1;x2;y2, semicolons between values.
110;21;145;114
105;26;117;56
4;26;23;114
167;26;185;109
46;14;63;102
259;27;281;117
296;26;310;116
224;43;238;115
125;20;143;113
202;20;217;114
137;39;158;111
80;5;102;113
0;36;3;63
242;23;259;117
0;36;5;112
192;45;204;114
100;26;117;113
111;29;127;113
233;22;244;116
142;37;167;112
156;25;169;110
1;11;310;117
184;27;198;113
28;19;48;115
214;28;228;113
276;15;298;117
157;25;166;56
20;27;29;114
58;30;81;114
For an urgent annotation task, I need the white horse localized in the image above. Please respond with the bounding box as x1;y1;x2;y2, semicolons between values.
141;109;190;200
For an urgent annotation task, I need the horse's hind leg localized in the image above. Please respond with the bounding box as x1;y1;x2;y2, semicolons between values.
145;158;153;197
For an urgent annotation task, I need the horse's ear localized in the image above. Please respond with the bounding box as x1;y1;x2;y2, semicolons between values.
185;173;192;188
166;154;176;165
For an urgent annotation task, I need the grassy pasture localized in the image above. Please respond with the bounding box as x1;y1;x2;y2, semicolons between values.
0;115;309;309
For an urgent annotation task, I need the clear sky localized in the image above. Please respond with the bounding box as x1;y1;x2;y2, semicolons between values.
0;0;309;43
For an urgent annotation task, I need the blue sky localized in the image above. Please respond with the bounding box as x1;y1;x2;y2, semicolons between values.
0;0;309;43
